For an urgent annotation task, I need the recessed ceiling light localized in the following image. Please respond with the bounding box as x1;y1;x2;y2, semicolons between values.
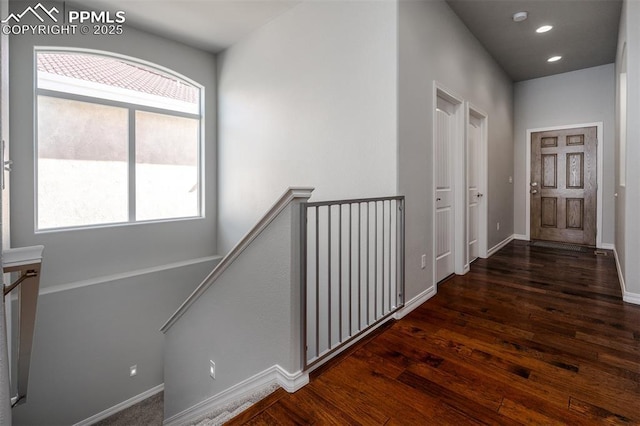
536;25;553;33
513;11;528;22
547;55;562;62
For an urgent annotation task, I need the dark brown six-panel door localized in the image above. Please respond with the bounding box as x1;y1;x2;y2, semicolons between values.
531;126;597;246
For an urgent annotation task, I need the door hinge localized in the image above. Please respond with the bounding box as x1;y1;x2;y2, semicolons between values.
1;139;9;190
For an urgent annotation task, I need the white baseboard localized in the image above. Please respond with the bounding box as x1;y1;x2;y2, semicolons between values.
74;384;164;426
274;365;309;392
512;236;616;252
612;247;640;306
613;246;626;296
623;292;640;305
394;286;436;320
163;365;308;426
487;234;514;258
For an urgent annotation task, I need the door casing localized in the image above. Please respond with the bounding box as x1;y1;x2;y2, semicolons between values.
466;104;488;263
0;0;11;417
525;122;604;248
433;82;465;287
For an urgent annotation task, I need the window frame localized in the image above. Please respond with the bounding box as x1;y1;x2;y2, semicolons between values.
34;47;206;233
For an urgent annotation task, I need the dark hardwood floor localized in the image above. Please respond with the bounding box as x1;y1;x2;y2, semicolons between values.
227;241;640;425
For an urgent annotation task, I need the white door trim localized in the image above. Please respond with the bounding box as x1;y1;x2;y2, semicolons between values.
466;103;488;261
433;81;466;288
525;122;604;248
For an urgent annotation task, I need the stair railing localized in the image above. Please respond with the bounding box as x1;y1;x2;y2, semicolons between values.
3;245;44;407
301;196;405;369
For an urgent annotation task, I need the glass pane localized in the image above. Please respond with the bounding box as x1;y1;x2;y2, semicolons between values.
37;51;200;114
135;111;199;221
37;96;128;229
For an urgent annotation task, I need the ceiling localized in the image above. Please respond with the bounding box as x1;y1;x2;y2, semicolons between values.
84;0;300;53
82;0;622;82
446;0;623;81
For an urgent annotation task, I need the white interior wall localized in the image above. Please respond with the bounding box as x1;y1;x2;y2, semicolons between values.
9;14;217;289
615;1;627;288
12;260;217;425
398;0;514;302
216;0;398;252
7;1;220;422
8;0;634;422
0;0;10;421
163;199;303;420
616;0;640;299
513;64;616;246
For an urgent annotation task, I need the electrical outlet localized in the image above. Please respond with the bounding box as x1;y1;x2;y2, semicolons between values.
421;254;426;269
209;360;215;379
130;365;137;377
497;222;500;230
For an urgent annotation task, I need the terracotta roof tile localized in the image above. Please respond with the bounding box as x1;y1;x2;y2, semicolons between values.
37;52;199;104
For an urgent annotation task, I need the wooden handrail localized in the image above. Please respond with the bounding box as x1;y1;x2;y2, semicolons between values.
161;187;314;333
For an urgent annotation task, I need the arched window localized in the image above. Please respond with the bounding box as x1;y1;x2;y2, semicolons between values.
35;48;204;230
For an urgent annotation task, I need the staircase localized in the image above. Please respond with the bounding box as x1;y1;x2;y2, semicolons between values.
161;187;313;425
160;188;405;425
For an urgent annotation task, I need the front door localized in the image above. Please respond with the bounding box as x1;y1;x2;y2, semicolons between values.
530;126;597;246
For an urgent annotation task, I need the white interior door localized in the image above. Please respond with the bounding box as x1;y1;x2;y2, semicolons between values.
1;0;9;254
435;96;455;282
0;0;11;419
467;114;481;262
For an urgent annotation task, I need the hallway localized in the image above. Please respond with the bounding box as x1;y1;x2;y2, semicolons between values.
229;241;640;424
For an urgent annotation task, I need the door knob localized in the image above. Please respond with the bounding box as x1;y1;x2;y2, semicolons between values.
530;182;538;187
476;193;484;198
530;189;538;194
436;197;442;201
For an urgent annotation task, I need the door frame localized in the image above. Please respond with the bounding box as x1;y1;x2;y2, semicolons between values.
0;0;11;416
525;122;604;248
466;103;488;263
432;81;465;287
